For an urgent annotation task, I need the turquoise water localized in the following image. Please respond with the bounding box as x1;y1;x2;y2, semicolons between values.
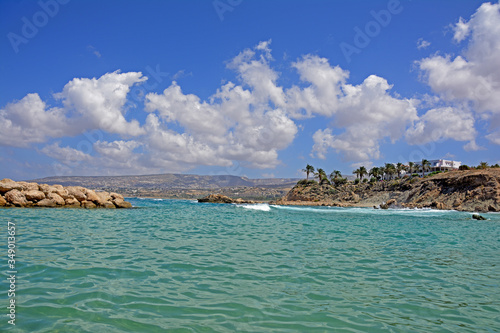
1;199;500;332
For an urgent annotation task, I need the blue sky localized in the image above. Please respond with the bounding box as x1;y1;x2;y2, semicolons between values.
1;0;499;181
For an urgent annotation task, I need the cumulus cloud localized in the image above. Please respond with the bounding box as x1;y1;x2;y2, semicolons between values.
40;142;92;166
57;71;147;136
405;107;479;150
145;42;298;169
418;1;500;144
287;55;417;164
0;94;74;147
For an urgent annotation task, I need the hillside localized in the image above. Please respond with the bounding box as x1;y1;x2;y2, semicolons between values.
30;174;300;200
273;169;500;213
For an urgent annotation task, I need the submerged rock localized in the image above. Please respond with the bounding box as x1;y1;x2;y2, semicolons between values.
472;214;487;220
198;194;254;204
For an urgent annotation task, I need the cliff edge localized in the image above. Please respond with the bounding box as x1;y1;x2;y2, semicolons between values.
272;169;500;213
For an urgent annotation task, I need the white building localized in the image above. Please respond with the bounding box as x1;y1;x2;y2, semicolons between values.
414;159;461;173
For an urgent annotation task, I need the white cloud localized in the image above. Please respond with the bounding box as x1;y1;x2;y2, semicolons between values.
405;107;479;150
0;94;75;147
419;1;500;144
417;38;431;50
287;55;417;164
57;71;147;136
40;142;92;166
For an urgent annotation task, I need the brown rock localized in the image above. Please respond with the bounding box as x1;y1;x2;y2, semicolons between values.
18;182;39;191
386;199;397;206
103;202;116;209
4;189;28;206
488;205;499;212
65;198;81;207
37;199;57;207
55;188;70;199
23;190;46;202
0;179;23;194
112;198;132;208
110;192;124;201
66;187;87;202
47;192;65;205
96;191;112;203
84;189;101;204
453;198;462;207
0;196;7;206
82;200;97;209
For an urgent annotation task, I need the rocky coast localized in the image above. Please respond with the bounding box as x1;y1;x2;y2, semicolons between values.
270;169;500;213
0;179;132;208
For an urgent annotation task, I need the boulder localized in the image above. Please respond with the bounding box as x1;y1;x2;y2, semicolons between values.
472;214;487;221
102;202;116;209
38;184;57;194
47;192;65;205
82;200;97;209
18;181;39;191
386;199;397;207
0;179;23;194
65;198;81;207
4;189;28;206
55;188;70;199
66;187;87;202
110;192;124;201
112;198;132;208
23;190;46;202
96;191;112;203
0;196;7;206
84;189;101;204
37;199;57;207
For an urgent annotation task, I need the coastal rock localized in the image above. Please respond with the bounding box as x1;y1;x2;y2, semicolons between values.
0;180;130;209
66;187;87;202
18;182;39;191
84;189;101;204
65;198;81;207
5;189;28;206
198;194;254;204
0;179;23;193
472;214;487;220
23;190;46;202
37;199;57;207
386;199;397;207
82;200;97;209
47;192;65;205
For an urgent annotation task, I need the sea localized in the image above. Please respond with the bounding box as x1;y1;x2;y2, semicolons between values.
1;198;499;333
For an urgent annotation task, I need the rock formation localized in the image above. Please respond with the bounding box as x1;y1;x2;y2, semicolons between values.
198;194;254;204
0;179;132;208
272;169;500;213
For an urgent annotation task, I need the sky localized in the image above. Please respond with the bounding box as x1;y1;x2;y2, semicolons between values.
1;0;499;181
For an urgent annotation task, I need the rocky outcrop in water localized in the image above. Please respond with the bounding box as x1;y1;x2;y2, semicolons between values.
273;169;500;213
198;194;254;204
0;179;132;208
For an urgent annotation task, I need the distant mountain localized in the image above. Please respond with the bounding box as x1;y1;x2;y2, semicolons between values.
31;174;300;191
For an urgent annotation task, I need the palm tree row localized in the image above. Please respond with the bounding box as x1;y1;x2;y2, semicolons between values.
302;159;435;186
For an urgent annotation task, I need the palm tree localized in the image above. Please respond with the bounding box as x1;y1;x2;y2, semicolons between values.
302;164;315;181
330;170;342;183
369;167;380;180
359;166;368;180
353;168;361;179
384;163;396;180
396;162;404;178
421;159;431;177
408;162;415;175
316;168;326;181
478;161;489;169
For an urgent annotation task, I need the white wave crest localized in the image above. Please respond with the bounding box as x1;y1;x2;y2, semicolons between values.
237;203;271;212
